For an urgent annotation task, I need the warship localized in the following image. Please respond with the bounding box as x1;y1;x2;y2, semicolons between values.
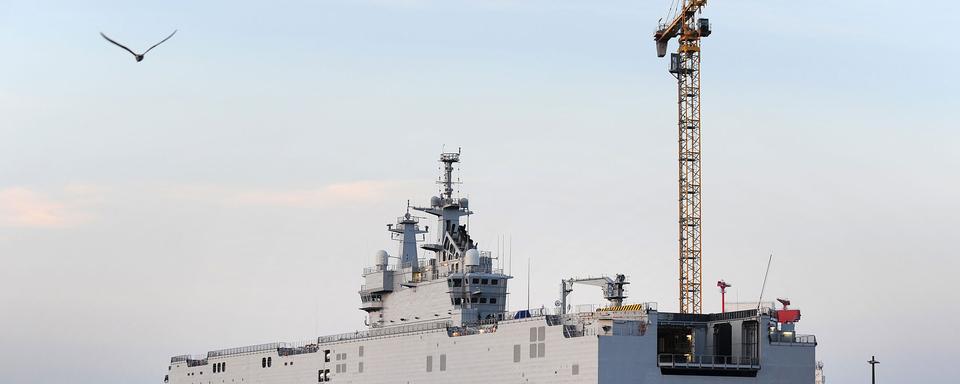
163;152;817;384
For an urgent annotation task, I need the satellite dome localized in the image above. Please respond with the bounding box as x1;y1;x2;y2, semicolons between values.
374;250;389;267
464;249;481;266
430;196;441;207
458;198;469;208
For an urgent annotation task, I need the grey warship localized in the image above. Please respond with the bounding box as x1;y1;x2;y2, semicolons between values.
164;151;817;384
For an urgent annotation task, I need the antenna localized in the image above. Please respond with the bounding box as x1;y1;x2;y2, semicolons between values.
497;235;503;273
757;254;773;311
526;257;531;310
509;236;513;276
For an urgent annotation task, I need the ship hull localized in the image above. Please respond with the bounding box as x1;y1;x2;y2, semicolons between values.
167;312;814;384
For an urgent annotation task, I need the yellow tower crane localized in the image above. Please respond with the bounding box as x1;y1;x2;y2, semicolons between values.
654;0;711;314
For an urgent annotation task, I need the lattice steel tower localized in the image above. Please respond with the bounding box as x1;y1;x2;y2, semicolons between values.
655;0;711;314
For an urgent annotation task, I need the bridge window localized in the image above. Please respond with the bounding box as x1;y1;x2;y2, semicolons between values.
262;357;266;368
490;298;497;304
267;357;272;367
472;278;479;284
426;355;433;372
481;279;488;284
491;279;499;285
470;297;478;303
479;298;487;304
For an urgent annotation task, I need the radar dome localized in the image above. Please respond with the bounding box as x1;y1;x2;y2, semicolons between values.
374;250;389;267
458;198;469;208
464;249;481;266
430;196;441;207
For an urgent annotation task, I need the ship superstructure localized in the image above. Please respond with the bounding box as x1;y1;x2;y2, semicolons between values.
163;152;817;384
360;151;509;328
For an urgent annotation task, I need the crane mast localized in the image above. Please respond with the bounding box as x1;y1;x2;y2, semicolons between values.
655;0;711;314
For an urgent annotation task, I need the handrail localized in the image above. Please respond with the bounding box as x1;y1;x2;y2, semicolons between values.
318;320;451;344
657;354;760;368
207;339;318;358
363;265;397;274
769;333;817;345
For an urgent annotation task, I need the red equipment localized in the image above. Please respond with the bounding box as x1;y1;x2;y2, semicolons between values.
776;298;801;323
717;280;732;313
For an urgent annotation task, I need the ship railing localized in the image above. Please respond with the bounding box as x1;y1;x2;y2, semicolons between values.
657;354;760;369
170;354;209;366
769;333;817;345
448;323;498;337
170;355;192;363
277;344;320;357
397;258;432;270
565;302;658;314
318;320;451;344
501;307;554;320
205;339;318;359
185;358;208;367
562;324;598;338
363;265;397;275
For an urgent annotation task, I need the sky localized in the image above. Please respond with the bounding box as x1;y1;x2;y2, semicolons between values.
1;0;958;382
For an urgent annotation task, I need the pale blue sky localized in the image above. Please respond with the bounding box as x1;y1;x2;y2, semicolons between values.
1;1;958;383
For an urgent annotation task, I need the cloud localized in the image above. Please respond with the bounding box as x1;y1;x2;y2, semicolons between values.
0;180;415;228
163;180;419;209
0;187;80;228
229;180;405;207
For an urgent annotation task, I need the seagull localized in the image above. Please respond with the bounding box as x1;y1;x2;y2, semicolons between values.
100;30;177;62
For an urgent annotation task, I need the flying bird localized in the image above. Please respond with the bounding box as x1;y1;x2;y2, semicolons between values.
100;30;177;62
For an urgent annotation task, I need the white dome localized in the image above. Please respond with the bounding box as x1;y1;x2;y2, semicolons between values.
374;250;389;267
464;249;480;266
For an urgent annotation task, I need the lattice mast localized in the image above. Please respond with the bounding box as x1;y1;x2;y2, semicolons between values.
655;0;711;314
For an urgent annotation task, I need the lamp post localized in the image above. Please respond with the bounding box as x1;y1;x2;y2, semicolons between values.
867;356;879;384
